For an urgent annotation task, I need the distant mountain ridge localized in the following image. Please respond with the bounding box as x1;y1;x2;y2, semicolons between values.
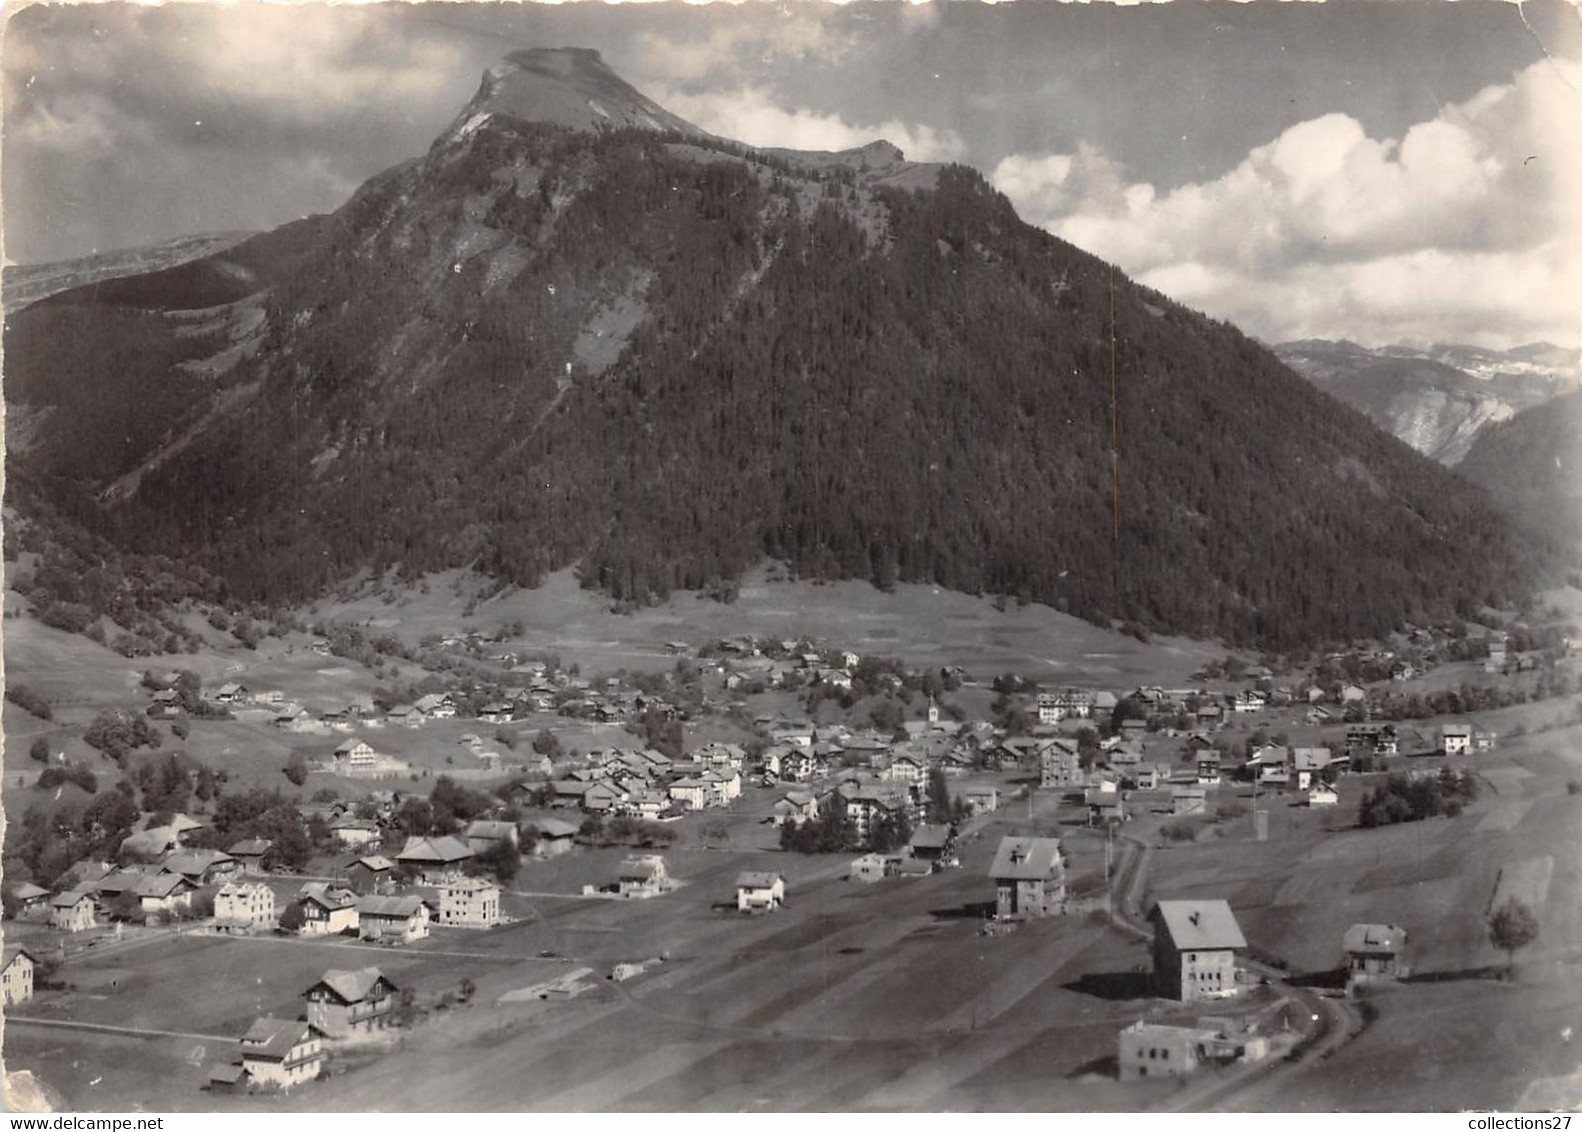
2;232;254;312
1;48;1553;649
1274;338;1580;465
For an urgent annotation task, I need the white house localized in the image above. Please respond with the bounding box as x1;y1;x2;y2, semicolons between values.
413;693;457;720
50;888;98;933
437;877;502;928
356;895;431;943
233;1018;326;1090
735;871;786;913
331;739;379;775
616;855;669;898
1232;689;1266;713
1441;723;1473;757
215;882;276;931
2;946;36;1006
329;818;381;850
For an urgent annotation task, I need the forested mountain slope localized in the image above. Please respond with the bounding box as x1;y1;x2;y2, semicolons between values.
2;48;1552;649
1457;391;1582;548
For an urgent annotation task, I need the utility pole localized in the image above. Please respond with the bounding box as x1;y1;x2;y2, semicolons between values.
1105;822;1115;928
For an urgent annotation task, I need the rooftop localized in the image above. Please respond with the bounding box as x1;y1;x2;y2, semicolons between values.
1151;900;1247;951
356;894;426;918
308;967;393;1005
240;1017;321;1062
989;836;1064;881
396;835;473;864
1343;922;1408;955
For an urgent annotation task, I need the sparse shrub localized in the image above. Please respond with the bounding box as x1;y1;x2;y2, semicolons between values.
1159;821;1197;843
1568;780;1581;796
277;902;306;933
38;601;95;635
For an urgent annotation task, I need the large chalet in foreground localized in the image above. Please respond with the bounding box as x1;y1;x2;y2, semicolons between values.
1150;899;1247;1002
303;968;400;1038
209;1018;326;1093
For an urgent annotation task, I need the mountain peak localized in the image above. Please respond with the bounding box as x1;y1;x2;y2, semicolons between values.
441;46;706;144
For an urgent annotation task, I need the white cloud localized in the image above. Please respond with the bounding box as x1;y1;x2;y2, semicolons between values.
171;6;464;114
990;59;1582;348
8;91;132;156
656;85;965;162
637;7;854;83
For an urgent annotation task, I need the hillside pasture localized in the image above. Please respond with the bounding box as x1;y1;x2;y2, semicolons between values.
311;566;1225;685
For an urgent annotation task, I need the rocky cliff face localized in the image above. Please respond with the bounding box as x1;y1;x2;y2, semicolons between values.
1275;339;1578;465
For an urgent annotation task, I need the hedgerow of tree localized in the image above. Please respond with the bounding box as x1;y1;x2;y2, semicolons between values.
1358;769;1479;828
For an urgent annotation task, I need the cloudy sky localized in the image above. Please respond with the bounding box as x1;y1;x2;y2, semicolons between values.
4;0;1580;348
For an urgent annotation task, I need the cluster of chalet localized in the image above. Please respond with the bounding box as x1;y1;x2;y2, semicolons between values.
10;804;509;944
1117;906;1411;1080
1032;736;1211;827
19;815;245;932
844;822;961;884
270;833;504;939
761;708;983;784
774;768;933;847
713;636;866;693
299;793;573;870
540;745;738;818
210;965;402;1094
1035;689;1119;725
1032;712;1500;830
242;651;691;739
1118;1018;1270;1081
281;868;502;943
142;675;287;721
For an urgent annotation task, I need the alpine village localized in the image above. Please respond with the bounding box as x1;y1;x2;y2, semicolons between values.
3;42;1580;1116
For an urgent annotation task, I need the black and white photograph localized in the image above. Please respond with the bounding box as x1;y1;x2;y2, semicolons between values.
1;0;1580;1114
